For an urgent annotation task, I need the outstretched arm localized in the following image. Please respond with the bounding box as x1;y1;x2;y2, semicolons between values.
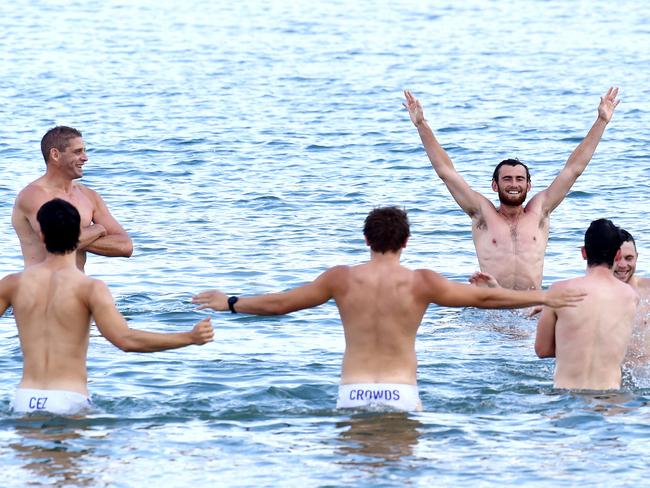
89;280;213;352
81;188;133;257
192;266;343;315
538;87;620;215
535;306;557;357
404;90;485;217
418;269;585;309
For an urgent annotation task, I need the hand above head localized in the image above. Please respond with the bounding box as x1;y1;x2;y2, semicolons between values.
192;289;228;311
469;271;500;288
403;89;426;127
544;287;586;308
597;86;620;124
190;317;214;345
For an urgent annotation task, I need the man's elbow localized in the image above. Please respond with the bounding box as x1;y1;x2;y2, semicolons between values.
118;237;134;257
535;343;555;358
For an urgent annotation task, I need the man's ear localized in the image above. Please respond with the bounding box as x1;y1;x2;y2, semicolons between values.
403;237;409;249
491;180;498;192
581;246;587;260
49;147;60;163
364;236;370;247
614;249;622;262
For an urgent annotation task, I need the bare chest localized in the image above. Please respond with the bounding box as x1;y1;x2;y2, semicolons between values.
34;188;94;226
473;212;549;254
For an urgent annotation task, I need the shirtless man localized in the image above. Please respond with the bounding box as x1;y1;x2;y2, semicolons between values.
615;230;650;366
0;198;213;416
12;126;133;270
404;88;620;290
193;206;584;411
535;219;638;390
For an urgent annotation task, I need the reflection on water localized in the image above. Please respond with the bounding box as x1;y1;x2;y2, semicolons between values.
10;418;104;486
336;412;421;466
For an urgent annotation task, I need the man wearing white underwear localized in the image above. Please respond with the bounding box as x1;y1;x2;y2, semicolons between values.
193;206;584;412
0;199;214;416
535;219;638;390
404;88;620;290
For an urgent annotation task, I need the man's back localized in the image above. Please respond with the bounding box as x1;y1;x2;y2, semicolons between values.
328;259;430;385
551;272;637;389
10;261;95;395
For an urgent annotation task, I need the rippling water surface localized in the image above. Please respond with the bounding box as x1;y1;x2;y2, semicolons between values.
1;0;650;486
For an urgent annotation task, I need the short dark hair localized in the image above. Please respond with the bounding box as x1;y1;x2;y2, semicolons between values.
41;126;83;163
36;199;81;255
363;206;410;253
584;218;622;267
619;228;637;253
492;158;531;182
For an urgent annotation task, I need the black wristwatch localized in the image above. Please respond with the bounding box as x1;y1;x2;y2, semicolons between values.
227;296;239;314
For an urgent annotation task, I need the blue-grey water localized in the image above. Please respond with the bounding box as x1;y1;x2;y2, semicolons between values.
1;0;650;486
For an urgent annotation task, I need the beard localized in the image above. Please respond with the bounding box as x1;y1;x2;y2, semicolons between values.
497;187;527;207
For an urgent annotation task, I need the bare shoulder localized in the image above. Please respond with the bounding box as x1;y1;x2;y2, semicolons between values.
75;182;100;199
0;272;21;292
85;276;114;304
413;268;447;293
636;277;650;290
320;265;351;284
14;181;49;210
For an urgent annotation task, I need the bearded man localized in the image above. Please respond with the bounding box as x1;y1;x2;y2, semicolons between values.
404;88;620;290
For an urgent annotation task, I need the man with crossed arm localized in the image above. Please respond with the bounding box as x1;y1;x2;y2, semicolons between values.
13;126;133;271
404;88;620;290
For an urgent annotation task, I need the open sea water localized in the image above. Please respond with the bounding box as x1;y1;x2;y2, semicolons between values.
1;0;650;486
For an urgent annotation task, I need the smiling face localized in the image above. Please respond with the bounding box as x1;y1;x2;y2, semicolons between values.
492;164;531;207
52;137;87;180
614;240;637;283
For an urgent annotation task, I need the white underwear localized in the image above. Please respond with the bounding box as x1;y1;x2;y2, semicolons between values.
336;383;421;411
12;388;92;416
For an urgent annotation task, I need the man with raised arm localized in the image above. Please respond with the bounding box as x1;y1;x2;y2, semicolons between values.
404;88;620;290
193;206;584;412
614;230;650;367
1;199;213;416
13;126;133;271
535;219;638;390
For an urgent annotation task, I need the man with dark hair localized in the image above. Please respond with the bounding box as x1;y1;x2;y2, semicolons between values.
613;230;650;366
0;199;213;416
535;219;638;390
404;88;620;290
13;126;133;271
193;206;584;411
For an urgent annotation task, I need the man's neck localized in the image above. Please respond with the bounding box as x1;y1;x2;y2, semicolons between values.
42;251;79;269
369;249;402;264
585;264;615;277
496;204;524;221
42;169;76;193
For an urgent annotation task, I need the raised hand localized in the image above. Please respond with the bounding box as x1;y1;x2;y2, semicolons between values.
192;289;227;311
190;317;214;345
597;86;620;124
403;90;426;127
